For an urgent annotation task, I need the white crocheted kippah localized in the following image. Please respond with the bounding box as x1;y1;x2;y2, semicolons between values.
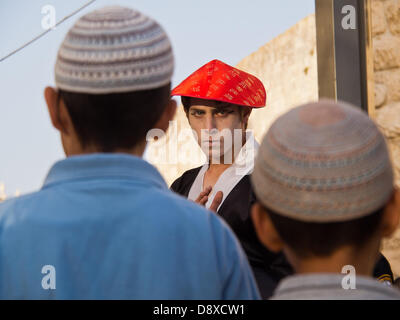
251;100;394;223
55;6;174;94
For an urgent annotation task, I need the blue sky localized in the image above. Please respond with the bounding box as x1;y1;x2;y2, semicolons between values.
0;0;315;196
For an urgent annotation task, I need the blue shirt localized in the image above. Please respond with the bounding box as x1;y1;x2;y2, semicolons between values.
0;154;260;299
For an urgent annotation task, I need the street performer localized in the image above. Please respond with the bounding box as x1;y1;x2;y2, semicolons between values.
171;59;292;298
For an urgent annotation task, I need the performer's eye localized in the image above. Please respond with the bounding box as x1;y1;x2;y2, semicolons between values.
216;109;233;116
190;110;205;117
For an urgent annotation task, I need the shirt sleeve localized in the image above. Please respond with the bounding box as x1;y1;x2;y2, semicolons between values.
170;176;182;193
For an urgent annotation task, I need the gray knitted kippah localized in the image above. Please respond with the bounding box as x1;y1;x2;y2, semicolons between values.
251;100;394;222
55;6;174;94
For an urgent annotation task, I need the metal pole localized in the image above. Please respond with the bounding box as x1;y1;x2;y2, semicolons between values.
315;0;375;117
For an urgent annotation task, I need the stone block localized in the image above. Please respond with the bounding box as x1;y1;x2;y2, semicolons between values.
386;0;400;34
375;83;387;107
375;68;400;102
372;0;387;35
373;35;400;70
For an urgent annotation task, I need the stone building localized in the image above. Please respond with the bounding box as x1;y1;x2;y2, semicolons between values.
371;0;400;278
147;0;400;276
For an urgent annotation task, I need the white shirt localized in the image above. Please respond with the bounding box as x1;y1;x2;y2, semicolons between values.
188;132;259;212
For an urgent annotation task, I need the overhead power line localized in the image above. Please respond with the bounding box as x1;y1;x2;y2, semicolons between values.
0;0;96;62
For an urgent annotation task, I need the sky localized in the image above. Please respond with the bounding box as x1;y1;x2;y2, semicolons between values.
0;0;315;196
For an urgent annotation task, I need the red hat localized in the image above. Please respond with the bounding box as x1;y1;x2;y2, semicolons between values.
171;59;266;108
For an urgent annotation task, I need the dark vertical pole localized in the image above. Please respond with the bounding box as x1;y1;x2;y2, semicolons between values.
315;0;337;101
315;0;374;116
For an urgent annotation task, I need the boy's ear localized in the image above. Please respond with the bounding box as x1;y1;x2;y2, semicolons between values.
251;202;284;253
44;86;70;134
44;86;61;131
380;188;400;238
153;99;177;132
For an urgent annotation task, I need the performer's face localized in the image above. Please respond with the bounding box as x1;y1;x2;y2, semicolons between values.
186;98;250;163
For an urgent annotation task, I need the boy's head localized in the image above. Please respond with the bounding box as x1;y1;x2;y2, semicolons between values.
44;6;176;155
250;100;400;271
171;59;265;161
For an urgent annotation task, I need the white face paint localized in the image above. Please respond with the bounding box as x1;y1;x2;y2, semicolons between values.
186;98;247;164
199;128;235;164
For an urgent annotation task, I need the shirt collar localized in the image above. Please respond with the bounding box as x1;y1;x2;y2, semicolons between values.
273;273;396;297
42;153;167;190
188;131;259;210
233;131;259;172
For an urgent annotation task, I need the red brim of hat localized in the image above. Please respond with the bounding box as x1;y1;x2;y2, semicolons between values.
171;59;266;108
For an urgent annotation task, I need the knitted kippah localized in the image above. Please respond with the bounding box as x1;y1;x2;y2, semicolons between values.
55;6;174;94
251;100;394;222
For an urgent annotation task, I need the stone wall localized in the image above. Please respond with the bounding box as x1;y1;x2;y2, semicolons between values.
147;2;400;276
372;0;400;277
373;0;400;186
235;14;318;146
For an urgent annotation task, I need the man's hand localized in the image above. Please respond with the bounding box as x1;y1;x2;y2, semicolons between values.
194;186;223;212
209;190;223;212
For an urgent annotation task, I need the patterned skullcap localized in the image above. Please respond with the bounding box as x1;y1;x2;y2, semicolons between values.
55;6;174;94
251;100;394;222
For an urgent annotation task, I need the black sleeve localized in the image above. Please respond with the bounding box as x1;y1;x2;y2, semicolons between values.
170;176;183;194
169;166;202;197
373;253;394;283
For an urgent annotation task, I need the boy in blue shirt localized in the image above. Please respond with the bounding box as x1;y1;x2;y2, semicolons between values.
0;6;259;300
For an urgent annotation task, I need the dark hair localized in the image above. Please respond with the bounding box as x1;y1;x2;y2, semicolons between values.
58;83;171;152
181;96;193;113
263;204;384;258
181;96;250;129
